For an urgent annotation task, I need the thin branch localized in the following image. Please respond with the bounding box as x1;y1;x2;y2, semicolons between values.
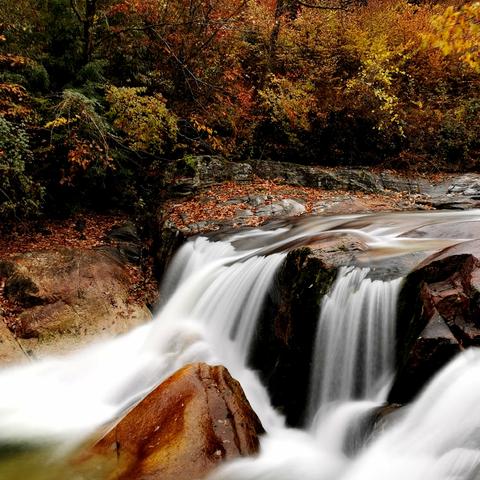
70;0;85;23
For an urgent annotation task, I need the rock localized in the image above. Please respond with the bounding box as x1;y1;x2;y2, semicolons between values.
0;319;27;365
167;156;253;195
0;249;151;359
256;199;306;217
107;222;140;244
390;239;480;404
404;220;480;240
426;197;480;210
379;172;423;193
388;315;461;404
246;160;384;193
447;174;480;196
341;403;403;457
250;245;356;426
106;222;143;265
246;159;312;186
154;216;186;279
89;363;263;480
246;195;268;207
235;209;254;218
315;169;383;193
312;196;371;215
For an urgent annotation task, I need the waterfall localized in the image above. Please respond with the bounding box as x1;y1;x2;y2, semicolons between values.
0;235;286;452
1;210;480;479
307;267;402;423
342;349;480;480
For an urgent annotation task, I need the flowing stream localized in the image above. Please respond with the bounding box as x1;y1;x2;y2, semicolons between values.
307;266;402;423
1;210;480;479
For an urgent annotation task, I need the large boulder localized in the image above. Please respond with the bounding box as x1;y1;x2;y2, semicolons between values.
0;248;151;359
250;238;366;426
389;239;480;404
89;363;263;480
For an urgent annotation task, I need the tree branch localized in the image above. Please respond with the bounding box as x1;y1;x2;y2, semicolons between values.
70;0;85;23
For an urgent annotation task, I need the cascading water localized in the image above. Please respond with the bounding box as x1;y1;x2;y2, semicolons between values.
1;210;480;479
307;266;402;423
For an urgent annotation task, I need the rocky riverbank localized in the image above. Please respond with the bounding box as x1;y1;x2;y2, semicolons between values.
2;159;480;478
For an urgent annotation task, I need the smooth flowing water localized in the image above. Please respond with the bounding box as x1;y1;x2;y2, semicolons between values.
307;266;402;423
1;210;480;479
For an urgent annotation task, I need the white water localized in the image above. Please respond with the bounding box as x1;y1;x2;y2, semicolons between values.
0;210;480;478
307;267;402;423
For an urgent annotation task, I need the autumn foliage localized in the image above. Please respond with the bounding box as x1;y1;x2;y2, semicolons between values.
0;0;479;223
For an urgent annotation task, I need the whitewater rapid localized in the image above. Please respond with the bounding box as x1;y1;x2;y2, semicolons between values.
1;210;480;479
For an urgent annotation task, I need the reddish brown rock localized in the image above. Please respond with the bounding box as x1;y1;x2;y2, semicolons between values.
90;363;263;480
390;239;480;404
0;248;150;359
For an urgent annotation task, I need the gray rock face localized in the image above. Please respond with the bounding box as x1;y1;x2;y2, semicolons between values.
447;174;480;196
256;199;306;217
167;156;253;195
247;160;385;193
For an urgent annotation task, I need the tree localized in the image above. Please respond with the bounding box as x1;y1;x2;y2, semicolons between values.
70;0;98;64
424;3;480;73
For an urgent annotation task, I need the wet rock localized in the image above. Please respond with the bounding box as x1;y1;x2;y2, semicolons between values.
426;197;480;210
342;403;403;457
389;315;461;404
154;216;186;279
0;249;150;359
250;234;373;426
0;319;27;365
250;245;354;426
91;363;263;480
390;239;480;403
404;220;480;240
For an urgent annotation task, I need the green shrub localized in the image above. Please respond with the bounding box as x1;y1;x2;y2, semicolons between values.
106;86;178;155
0;117;44;221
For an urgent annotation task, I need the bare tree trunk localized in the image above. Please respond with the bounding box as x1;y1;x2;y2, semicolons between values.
83;0;96;63
71;0;97;64
268;1;298;74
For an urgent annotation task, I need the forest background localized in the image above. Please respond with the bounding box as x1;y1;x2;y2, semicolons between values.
1;0;479;225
